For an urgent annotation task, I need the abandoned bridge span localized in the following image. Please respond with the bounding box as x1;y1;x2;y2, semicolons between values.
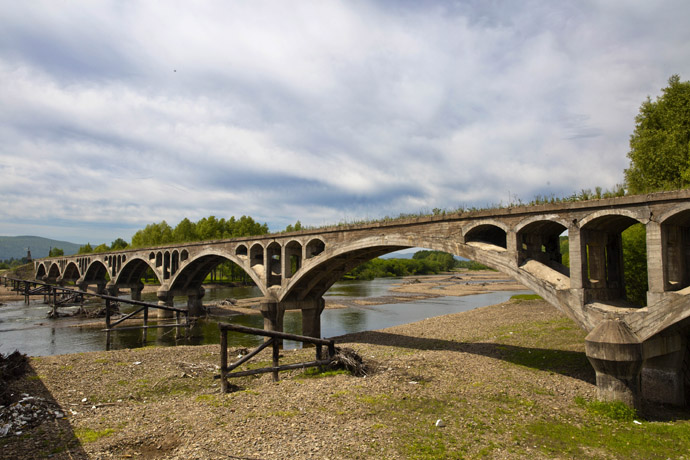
34;190;690;408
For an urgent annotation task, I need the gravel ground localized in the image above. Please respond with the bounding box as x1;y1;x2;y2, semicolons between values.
0;298;610;460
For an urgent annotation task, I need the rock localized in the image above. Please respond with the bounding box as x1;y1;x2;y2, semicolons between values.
435;419;446;427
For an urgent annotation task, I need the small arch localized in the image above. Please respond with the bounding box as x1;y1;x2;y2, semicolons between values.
516;219;568;271
659;208;690;292
250;243;264;269
163;251;171;280
149;252;155;261
235;244;248;258
180;249;189;262
155;252;162;268
285;240;303;278
464;223;507;249
267;242;282;287
306;239;325;258
171;250;180;276
581;213;646;305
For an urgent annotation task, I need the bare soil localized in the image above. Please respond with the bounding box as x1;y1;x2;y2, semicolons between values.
0;298;605;460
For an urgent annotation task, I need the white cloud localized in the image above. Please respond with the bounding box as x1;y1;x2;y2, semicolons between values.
1;0;690;242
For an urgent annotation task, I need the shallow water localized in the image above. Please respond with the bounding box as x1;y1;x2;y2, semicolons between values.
0;278;529;356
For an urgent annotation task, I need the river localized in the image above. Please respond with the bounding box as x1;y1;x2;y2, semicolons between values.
0;278;529;357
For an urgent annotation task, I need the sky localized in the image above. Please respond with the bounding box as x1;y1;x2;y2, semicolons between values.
1;1;690;245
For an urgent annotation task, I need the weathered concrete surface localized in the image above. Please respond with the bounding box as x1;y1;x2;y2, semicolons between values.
35;190;690;407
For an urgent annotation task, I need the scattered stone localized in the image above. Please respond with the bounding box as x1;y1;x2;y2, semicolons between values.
435;419;446;427
0;395;62;437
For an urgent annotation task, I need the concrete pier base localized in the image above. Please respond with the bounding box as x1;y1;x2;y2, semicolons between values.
260;301;285;345
130;284;143;301
156;291;175;319
186;287;205;317
640;333;686;406
301;297;326;339
585;320;644;408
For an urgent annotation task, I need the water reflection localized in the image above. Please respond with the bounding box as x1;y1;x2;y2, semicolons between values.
0;278;529;356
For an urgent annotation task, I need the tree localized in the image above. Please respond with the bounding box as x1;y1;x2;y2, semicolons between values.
49;247;64;257
110;238;128;250
625;75;690;193
93;243;109;253
78;243;93;254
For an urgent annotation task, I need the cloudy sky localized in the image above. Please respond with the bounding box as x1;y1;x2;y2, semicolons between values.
1;1;689;244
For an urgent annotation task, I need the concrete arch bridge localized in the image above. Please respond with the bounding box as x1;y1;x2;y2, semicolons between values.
35;190;690;407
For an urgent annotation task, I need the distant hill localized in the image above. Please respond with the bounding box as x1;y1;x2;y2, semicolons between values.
0;236;82;260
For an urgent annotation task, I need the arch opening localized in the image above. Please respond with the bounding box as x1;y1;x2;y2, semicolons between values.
517;221;569;276
465;224;507;249
267;242;281;287
661;209;690;292
582;215;647;306
306;239;325;258
285;241;302;279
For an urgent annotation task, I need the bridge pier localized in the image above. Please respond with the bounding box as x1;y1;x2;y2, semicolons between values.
156;290;175;318
186;287;205;317
260;301;284;332
301;297;326;339
585;320;644;408
130;284;143;301
640;333;686;406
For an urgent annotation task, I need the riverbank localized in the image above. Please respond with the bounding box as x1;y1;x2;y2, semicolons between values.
3;298;689;459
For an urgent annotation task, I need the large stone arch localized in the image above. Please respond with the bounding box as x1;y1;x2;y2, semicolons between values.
114;256;160;286
168;249;266;297
46;262;61;281
83;259;108;283
60;261;80;283
35;262;47;280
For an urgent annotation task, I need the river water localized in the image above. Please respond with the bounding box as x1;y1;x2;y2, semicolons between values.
0;278;529;357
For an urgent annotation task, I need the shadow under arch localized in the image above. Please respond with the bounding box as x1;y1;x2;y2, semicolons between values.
114;256;160;286
168;251;266;296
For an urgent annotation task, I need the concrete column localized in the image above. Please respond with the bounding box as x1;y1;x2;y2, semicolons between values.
569;226;585;289
585;320;644;408
106;284;119;297
301;297;326;338
186;287;205;317
156;290;175;318
506;230;519;268
641;333;686;406
646;221;665;304
260;300;284;334
130;284;143;301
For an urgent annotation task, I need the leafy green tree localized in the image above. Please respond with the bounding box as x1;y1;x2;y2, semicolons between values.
49;247;64;257
625;75;690;193
93;243;109;253
110;238;128;250
78;243;93;254
173;218;197;242
285;220;303;232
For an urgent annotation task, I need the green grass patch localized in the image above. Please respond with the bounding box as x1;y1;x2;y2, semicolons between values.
74;427;115;443
575;397;637;422
523;418;690;459
299;367;350;379
510;294;543;301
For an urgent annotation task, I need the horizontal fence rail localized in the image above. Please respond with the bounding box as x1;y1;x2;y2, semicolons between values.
1;275;190;338
218;323;336;392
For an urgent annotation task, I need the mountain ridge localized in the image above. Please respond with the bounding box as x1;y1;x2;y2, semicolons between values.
0;236;82;260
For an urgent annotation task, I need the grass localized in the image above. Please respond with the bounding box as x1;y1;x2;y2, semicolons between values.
298;367;350;379
74;427;115;443
510;294;543;301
